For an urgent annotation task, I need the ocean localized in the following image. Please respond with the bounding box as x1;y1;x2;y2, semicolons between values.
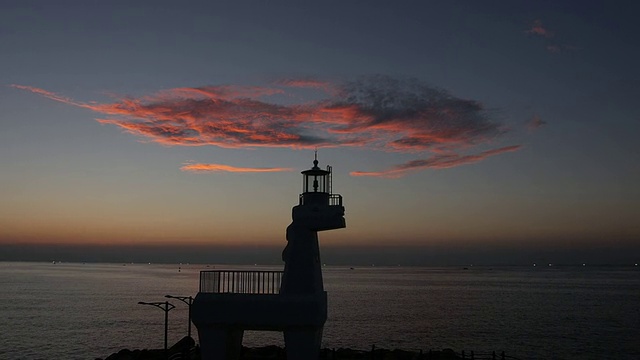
0;262;638;360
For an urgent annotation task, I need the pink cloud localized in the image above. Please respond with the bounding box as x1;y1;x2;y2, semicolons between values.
546;45;561;53
546;44;579;54
277;78;331;90
526;115;547;131
13;76;522;176
167;85;285;100
526;20;554;38
351;145;522;178
11;84;85;107
180;163;292;173
525;20;577;54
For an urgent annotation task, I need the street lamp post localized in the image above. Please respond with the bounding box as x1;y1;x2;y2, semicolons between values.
138;301;175;358
165;295;194;338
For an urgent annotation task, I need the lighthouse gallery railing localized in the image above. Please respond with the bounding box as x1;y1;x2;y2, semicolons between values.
298;193;343;206
199;270;283;294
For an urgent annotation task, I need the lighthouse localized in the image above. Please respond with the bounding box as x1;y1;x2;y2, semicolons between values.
192;157;345;360
281;156;345;295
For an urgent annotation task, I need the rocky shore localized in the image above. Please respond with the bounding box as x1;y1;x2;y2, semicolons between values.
96;337;473;360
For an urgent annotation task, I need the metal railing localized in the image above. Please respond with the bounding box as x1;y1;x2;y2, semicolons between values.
199;270;283;294
329;194;342;206
298;193;343;206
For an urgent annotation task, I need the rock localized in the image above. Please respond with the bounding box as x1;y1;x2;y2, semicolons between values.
105;348;133;360
168;336;196;359
102;347;166;360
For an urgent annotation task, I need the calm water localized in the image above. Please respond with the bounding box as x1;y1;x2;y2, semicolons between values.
0;262;638;359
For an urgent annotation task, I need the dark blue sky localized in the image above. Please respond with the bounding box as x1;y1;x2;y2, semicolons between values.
1;1;638;264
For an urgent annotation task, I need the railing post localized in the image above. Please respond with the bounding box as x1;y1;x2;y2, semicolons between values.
462;350;465;359
471;350;474;360
501;351;505;360
492;351;496;360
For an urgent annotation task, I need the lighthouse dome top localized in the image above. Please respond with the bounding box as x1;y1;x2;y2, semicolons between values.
301;158;330;176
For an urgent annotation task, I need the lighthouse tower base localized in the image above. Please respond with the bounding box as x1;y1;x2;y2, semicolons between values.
192;292;328;360
195;326;323;360
197;327;244;360
284;327;324;359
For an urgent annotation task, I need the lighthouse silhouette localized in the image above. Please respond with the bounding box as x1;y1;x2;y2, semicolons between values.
192;156;346;360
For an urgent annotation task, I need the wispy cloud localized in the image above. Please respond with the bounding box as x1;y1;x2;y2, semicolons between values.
322;75;506;152
12;75;521;177
525;20;576;54
546;44;578;53
180;163;292;173
10;85;85;107
526;20;554;38
351;145;522;178
526;115;547;131
276;77;331;89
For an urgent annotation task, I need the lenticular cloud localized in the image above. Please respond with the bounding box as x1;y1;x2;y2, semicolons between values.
12;75;521;177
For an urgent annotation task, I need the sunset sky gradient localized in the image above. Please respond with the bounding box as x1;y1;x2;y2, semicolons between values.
1;1;638;264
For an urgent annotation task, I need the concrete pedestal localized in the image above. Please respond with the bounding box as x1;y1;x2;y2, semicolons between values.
192;292;327;360
284;327;324;360
197;327;244;360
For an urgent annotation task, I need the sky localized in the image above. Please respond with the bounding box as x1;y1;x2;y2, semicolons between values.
1;1;638;265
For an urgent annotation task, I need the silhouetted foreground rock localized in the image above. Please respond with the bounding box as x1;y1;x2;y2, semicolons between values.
98;347;464;360
97;337;471;360
239;347;464;360
96;336;517;360
96;336;197;360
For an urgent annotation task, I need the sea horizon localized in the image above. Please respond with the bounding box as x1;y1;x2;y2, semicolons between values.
2;259;638;267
